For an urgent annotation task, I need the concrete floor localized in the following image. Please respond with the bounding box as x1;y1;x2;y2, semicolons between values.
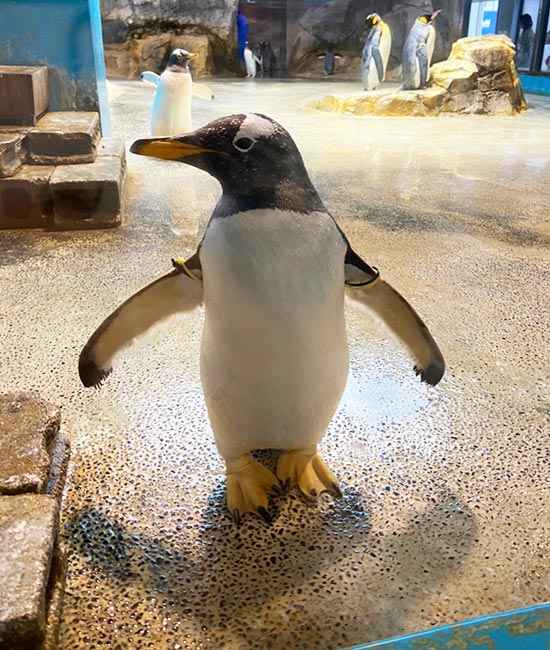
1;79;549;649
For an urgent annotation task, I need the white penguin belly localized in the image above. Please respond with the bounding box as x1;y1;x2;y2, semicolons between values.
199;209;349;460
244;50;256;77
151;70;192;136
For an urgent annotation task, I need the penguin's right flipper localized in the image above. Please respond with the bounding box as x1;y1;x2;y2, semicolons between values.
416;45;428;89
192;83;215;100
79;261;203;387
344;246;445;386
372;48;384;83
140;71;160;87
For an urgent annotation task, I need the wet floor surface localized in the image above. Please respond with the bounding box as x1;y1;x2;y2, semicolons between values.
1;79;549;649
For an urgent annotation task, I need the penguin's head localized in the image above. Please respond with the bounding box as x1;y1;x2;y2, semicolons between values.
366;13;381;28
419;10;441;24
167;48;198;71
130;113;323;211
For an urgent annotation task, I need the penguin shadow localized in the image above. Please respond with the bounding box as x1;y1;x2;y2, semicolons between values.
64;465;477;645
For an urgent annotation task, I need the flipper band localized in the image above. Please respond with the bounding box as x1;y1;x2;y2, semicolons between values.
346;267;381;289
172;257;201;281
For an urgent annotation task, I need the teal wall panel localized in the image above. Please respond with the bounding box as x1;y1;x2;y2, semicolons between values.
346;603;550;650
0;0;110;134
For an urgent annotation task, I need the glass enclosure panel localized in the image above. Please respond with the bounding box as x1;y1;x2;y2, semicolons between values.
468;0;501;35
516;0;539;68
541;12;550;70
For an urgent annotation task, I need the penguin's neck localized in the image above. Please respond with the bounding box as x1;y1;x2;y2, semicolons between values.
213;181;325;218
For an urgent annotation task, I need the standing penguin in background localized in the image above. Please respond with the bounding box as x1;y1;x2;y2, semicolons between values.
79;113;445;523
143;49;215;137
401;11;441;90
243;42;261;78
317;47;343;76
361;13;392;91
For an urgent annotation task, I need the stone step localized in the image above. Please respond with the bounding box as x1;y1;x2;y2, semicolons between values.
0;392;61;495
0;65;49;126
0;494;61;649
0;133;26;178
50;137;127;230
27;111;101;165
0;165;54;229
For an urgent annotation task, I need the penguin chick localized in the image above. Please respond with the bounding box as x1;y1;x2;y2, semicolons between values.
401;11;441;90
147;48;214;137
79;113;445;523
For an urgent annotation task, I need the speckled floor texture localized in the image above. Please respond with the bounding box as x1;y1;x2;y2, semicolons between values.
1;79;549;650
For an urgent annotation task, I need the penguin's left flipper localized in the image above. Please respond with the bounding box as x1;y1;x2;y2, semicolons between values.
344;247;445;386
79;259;203;388
192;83;215;100
140;71;160;87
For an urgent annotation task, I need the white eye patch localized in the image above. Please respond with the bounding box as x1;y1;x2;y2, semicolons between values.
232;113;278;152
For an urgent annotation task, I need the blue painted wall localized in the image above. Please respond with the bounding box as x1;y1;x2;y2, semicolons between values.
0;0;110;134
520;73;550;96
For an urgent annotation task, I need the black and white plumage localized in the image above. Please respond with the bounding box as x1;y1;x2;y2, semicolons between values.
79;113;445;523
143;48;214;137
361;14;392;91
401;11;441;90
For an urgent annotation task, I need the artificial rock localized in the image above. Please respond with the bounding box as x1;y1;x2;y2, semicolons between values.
27;112;101;166
0;133;26;178
288;0;463;76
0;392;61;495
0;495;59;649
101;0;237;74
50;137;127;230
314;34;526;117
0;165;54;229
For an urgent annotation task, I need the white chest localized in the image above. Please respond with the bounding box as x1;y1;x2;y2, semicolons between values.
198;209;349;458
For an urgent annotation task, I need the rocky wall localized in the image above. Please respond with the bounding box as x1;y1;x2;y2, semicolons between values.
101;0;239;77
289;0;466;76
100;0;466;79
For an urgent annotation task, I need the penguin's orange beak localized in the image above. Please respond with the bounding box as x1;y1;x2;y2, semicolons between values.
188;52;199;61
130;137;228;161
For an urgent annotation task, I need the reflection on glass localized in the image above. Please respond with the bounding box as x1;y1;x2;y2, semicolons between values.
468;0;500;36
516;0;539;70
542;12;550;72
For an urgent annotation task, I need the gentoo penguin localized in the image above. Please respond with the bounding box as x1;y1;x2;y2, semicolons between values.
361;13;392;91
144;48;215;137
79;113;445;523
401;11;441;90
317;47;342;76
243;42;261;78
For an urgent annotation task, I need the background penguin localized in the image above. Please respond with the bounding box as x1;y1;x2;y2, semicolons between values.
401;11;441;90
143;48;215;137
317;46;342;76
243;42;261;78
361;13;392;91
78;113;445;523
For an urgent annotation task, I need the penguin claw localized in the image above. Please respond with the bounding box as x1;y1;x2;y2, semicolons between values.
257;507;272;524
331;482;343;499
225;454;278;524
276;449;342;501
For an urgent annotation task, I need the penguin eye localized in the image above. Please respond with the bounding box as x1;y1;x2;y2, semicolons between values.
233;136;256;153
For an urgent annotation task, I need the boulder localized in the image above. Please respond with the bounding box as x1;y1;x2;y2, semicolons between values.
0;392;60;495
172;35;214;78
101;0;238;74
104;34;214;79
313;34;526;117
